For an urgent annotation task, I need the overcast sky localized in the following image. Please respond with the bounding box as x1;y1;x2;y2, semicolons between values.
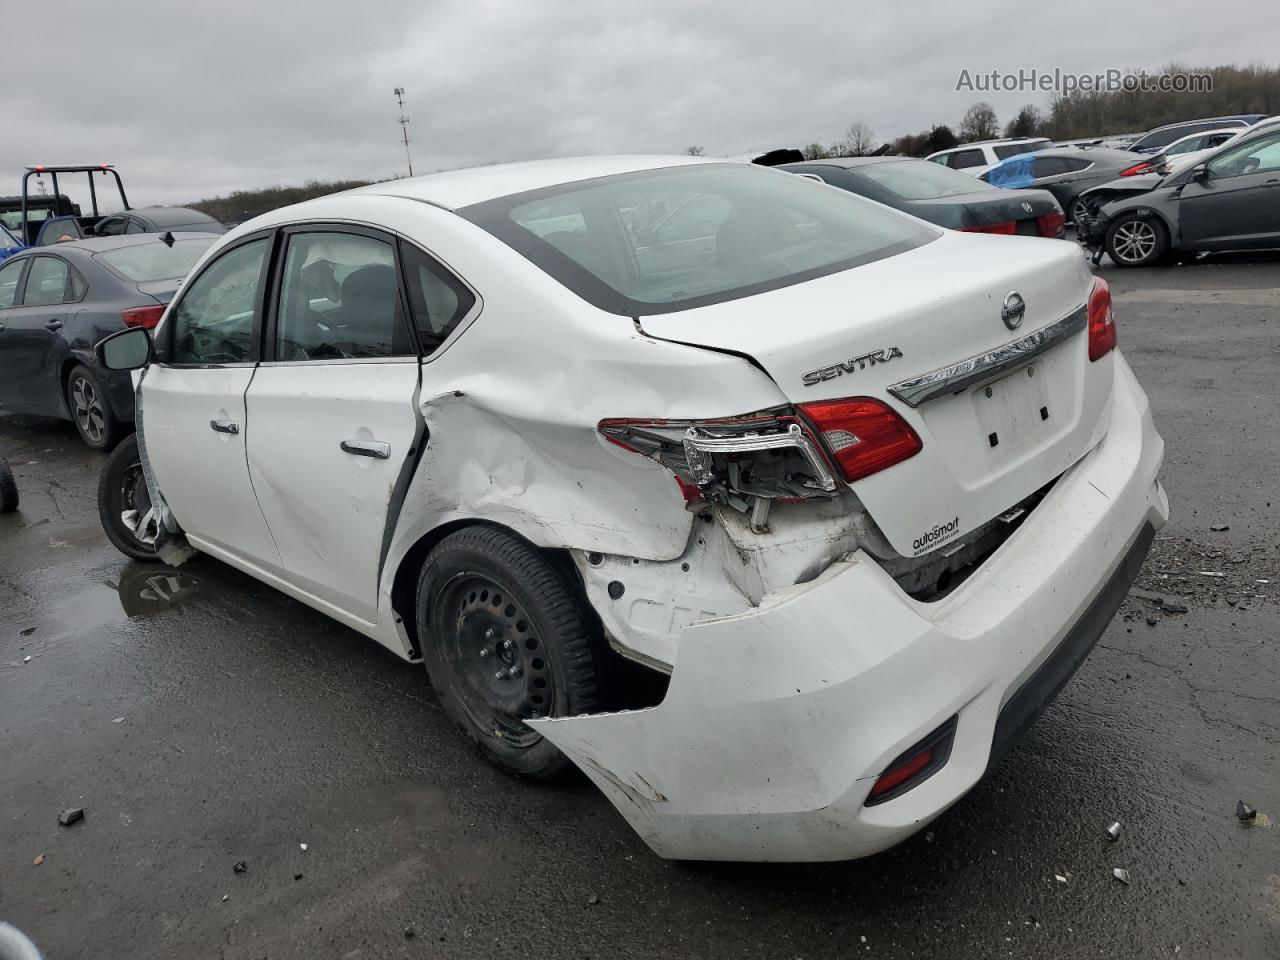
5;0;1278;208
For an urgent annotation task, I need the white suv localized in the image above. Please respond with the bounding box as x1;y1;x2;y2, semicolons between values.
926;137;1053;176
95;156;1167;862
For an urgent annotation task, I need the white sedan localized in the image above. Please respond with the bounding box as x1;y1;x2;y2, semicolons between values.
96;155;1168;862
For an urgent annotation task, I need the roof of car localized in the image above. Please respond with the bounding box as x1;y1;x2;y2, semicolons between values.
126;205;219;226
346;155;715;210
929;138;1050;154
1024;146;1137;162
16;232;219;257
1146;115;1263;132
784;156;914;170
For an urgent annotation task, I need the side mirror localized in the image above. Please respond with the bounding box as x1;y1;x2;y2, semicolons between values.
97;326;153;371
1191;162;1211;182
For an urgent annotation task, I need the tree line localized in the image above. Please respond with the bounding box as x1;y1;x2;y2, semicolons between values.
802;63;1280;159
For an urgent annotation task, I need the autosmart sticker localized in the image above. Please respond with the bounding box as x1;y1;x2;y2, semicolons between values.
913;516;960;554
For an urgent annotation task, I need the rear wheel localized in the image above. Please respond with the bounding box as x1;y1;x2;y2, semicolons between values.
0;457;17;513
1105;214;1169;267
98;434;159;562
417;526;604;779
66;364;126;451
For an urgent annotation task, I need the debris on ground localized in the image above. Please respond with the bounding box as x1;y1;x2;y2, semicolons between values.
1237;801;1258;823
1054;874;1068;883
22;655;31;663
111;717;126;723
57;807;85;826
221;894;229;902
1146;617;1158;627
20;627;35;636
586;892;600;906
1105;822;1121;842
1158;600;1188;614
1210;523;1230;532
233;860;247;873
32;854;44;866
299;843;308;852
1112;867;1131;885
404;925;416;939
294;873;303;881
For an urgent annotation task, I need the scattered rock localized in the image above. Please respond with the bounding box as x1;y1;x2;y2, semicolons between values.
299;843;308;852
233;860;247;874
1112;867;1131;885
586;892;600;906
20;627;35;636
404;925;416;939
1236;801;1258;823
221;894;229;902
1210;523;1230;532
32;854;44;866
57;807;85;827
294;873;303;881
1158;600;1188;615
111;717;126;723
1145;617;1158;627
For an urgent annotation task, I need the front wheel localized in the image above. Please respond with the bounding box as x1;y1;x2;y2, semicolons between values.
1105;214;1169;267
98;434;160;562
417;526;605;779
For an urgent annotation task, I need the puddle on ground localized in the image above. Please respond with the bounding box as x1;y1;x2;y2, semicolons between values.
115;565;204;619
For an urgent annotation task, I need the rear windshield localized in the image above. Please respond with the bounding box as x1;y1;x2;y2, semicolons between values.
857;159;994;199
95;237;216;282
460;163;936;315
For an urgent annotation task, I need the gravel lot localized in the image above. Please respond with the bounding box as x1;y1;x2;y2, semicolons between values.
2;252;1278;959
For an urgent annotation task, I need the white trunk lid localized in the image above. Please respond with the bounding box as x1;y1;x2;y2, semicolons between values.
638;232;1114;558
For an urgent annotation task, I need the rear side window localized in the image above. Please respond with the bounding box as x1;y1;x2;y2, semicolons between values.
169;238;268;365
461;163;935;316
993;141;1046;160
947;149;987;169
402;244;475;354
22;256;70;306
275;231;413;360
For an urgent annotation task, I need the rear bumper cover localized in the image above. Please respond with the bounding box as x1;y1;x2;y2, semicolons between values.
533;353;1167;861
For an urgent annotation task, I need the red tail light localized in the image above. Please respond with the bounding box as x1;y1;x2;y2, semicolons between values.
797;398;922;483
959;221;1016;235
121;305;165;329
1037;211;1066;238
1119;161;1153;177
865;715;958;805
1087;277;1116;361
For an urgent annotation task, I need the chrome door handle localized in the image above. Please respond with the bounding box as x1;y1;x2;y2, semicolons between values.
340;439;390;459
209;419;239;434
44;319;62;331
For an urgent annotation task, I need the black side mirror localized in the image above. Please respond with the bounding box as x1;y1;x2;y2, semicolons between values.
97;327;153;371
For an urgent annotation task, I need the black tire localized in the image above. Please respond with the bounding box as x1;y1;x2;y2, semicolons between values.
1105;214;1170;268
417;525;605;780
98;434;160;562
0;457;17;513
1068;196;1092;228
66;363;126;452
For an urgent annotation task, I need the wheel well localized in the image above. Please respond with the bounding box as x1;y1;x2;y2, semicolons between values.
59;358;81;416
388;519;582;660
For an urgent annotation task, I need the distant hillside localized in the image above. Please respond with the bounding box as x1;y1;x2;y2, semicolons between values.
188;178;379;224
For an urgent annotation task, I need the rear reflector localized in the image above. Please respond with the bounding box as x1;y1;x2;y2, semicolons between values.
798;397;922;483
1037;211;1066;238
865;715;959;806
959;221;1016;235
1087;277;1117;361
1119;162;1154;177
122;305;166;329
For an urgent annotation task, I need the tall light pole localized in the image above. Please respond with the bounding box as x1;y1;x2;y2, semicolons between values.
394;87;414;178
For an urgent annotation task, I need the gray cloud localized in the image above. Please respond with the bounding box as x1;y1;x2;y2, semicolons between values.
5;0;1278;207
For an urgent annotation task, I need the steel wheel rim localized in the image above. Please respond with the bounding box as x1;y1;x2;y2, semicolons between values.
440;573;553;748
1070;198;1090;225
118;460;157;546
71;375;105;443
1113;220;1157;263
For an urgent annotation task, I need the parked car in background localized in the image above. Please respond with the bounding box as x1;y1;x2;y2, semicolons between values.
782;156;1065;237
0;232;217;448
983;147;1141;225
1125;115;1266;154
93;206;227;238
1084;124;1280;266
0;193;82;237
924;137;1052;176
11;164;131;245
93;155;1166;862
0;223;24;263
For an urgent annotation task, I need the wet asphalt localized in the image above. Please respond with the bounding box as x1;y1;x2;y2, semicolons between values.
2;253;1278;960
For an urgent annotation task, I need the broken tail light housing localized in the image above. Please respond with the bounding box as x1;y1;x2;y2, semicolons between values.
864;715;958;806
1087;277;1117;361
122;305;166;330
1037;210;1066;238
959;221;1017;235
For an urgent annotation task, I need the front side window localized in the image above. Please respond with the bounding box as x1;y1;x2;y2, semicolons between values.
275;232;411;360
1207;132;1280;179
0;258;24;309
22;256;70;306
168;238;267;365
125;219;146;234
402;244;475;354
462;163;935;316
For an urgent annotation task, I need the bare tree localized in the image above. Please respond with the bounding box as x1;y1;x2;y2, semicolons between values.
684;145;705;156
959;102;999;142
802;143;831;160
1004;105;1044;139
841;122;876;156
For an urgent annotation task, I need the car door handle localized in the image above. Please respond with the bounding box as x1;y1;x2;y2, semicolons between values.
1263;179;1280;188
340;439;391;459
44;319;62;332
209;419;240;434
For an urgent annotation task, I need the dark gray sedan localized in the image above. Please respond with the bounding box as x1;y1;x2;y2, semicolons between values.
92;205;227;238
982;147;1144;224
781;157;1065;236
0;233;217;449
